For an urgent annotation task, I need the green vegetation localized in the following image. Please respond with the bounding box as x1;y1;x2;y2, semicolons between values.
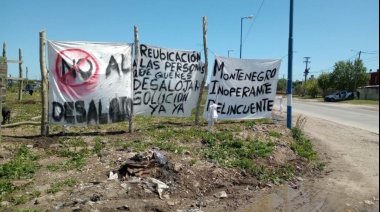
46;179;76;194
46;153;87;171
276;78;287;92
11;190;41;205
286;58;375;99
305;78;319;98
1;56;375;210
317;72;331;97
0;145;42;204
0;145;40;179
290;116;317;161
1;89;323;208
0;180;14;201
330;59;369;91
269;130;282;138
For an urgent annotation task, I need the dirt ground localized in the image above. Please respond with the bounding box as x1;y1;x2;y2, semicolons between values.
0;120;302;212
237;103;379;212
291;106;379;212
0;101;378;212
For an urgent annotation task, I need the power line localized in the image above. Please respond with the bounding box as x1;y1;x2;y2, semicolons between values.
362;57;379;63
315;53;358;73
242;0;266;45
352;50;379;54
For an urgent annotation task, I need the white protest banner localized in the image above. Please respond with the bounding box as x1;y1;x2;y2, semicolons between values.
48;40;133;126
133;44;205;116
203;56;281;120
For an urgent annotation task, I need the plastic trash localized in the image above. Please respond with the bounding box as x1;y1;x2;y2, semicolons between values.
289;182;299;189
153;148;167;166
61;125;67;135
207;103;219;131
108;171;118;180
147;177;169;199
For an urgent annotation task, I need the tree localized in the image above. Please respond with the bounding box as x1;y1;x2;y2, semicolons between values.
293;81;303;95
353;59;370;90
330;60;352;90
305;78;319;98
317;72;332;97
330;59;369;91
277;78;287;92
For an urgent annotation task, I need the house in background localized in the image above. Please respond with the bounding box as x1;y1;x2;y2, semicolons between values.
368;69;379;86
358;69;379;101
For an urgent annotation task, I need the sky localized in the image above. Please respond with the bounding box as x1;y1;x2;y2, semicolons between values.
1;0;379;83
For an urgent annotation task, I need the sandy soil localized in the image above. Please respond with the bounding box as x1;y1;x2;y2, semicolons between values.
237;102;379;211
297;111;379;211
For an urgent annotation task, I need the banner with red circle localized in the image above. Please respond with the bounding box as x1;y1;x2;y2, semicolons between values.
48;40;133;126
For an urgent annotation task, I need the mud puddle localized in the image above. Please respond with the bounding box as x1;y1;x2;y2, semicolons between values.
237;181;328;212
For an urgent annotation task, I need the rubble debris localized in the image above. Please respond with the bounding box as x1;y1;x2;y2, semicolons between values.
117;150;167;178
109;150;177;200
55;202;65;210
214;191;228;199
173;163;183;172
195;201;207;208
167;201;176;206
177;209;204;212
364;200;375;205
146;177;169;199
265;183;273;188
153;148;167;166
90;194;102;202
108;171;118;180
289;182;299;189
116;205;130;211
128;177;142;184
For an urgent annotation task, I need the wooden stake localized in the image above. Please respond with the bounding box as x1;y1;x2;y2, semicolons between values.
2;121;40;128
40;30;49;136
130;26;139;133
195;16;209;125
0;84;2;139
18;48;23;101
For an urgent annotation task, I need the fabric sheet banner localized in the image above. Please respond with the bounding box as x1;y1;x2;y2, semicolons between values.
203;56;281;120
133;44;205;116
48;40;133;126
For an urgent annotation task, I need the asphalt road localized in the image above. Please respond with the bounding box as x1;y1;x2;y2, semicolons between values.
289;99;379;134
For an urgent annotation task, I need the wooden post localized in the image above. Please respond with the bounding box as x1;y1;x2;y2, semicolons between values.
26;67;28;86
18;48;23;101
195;16;209;125
1;43;7;105
130;26;139;133
40;30;49;136
0;84;2;139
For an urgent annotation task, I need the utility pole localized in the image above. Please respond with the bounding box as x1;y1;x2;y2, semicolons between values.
353;51;361;94
303;57;311;96
287;0;294;129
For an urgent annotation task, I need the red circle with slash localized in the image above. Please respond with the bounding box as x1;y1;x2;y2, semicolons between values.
55;48;99;98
